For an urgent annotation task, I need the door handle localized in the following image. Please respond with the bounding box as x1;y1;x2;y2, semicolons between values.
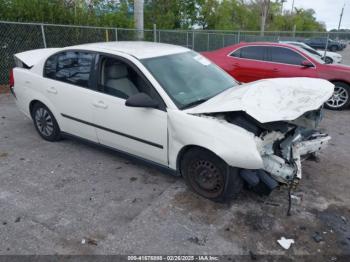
46;86;57;94
272;68;279;72
92;100;108;109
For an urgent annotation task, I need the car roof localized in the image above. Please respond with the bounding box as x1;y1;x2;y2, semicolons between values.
65;41;190;59
279;41;310;47
217;41;301;53
237;42;299;48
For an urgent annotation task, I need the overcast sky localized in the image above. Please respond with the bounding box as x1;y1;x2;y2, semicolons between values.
283;0;349;30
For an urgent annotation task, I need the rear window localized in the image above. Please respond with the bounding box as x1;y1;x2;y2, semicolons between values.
231;46;266;61
44;51;95;88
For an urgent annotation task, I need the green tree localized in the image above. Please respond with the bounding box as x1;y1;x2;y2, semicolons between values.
0;0;327;32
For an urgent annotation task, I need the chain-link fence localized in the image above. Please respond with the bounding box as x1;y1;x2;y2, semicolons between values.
1;21;350;84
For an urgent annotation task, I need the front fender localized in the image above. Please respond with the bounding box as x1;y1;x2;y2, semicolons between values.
167;110;263;170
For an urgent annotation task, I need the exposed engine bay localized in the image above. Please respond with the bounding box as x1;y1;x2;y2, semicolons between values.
205;108;331;195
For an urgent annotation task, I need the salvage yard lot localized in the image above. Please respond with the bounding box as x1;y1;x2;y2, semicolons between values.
0;47;350;258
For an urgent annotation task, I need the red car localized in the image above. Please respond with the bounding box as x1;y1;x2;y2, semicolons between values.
202;42;350;110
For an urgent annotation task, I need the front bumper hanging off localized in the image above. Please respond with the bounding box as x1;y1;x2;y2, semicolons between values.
262;133;331;184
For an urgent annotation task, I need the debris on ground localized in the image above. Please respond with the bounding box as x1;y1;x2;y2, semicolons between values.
277;237;295;250
341;216;347;224
291;194;302;205
81;238;98;246
14;217;21;223
312;232;324;243
187;236;206;246
87;238;98;246
0;152;8;158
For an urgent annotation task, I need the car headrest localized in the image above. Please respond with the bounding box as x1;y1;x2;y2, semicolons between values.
106;64;128;79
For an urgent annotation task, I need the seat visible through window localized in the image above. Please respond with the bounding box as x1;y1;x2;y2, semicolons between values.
104;63;139;99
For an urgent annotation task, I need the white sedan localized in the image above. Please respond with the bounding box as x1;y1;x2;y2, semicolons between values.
280;41;342;64
10;42;333;202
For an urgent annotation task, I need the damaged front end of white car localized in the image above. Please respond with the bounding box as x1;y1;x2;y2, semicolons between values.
230;108;330;195
185;77;334;195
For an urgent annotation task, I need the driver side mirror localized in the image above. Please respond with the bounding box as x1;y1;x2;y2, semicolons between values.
301;60;314;68
125;93;159;109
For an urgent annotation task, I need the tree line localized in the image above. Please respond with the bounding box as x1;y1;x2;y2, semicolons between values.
0;0;326;32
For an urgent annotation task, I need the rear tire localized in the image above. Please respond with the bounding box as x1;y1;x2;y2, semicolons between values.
31;103;61;141
325;82;350;110
180;148;243;203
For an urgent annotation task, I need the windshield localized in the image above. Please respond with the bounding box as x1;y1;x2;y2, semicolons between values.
141;51;238;109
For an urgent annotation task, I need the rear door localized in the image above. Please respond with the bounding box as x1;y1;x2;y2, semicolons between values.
264;46;318;79
43;51;98;142
227;46;268;83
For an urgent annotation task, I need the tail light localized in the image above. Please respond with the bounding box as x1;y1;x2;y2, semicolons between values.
9;69;16;98
9;69;14;88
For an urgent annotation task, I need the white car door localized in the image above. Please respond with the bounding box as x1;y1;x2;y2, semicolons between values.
91;55;168;165
43;51;98;142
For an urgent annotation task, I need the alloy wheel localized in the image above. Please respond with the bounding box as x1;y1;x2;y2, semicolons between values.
326;86;349;109
35;107;54;137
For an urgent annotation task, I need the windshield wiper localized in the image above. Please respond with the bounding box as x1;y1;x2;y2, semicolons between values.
181;98;209;110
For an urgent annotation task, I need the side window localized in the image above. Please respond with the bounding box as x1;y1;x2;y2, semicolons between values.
230;49;241;58
44;51;94;88
305;47;319;56
99;56;164;106
269;47;305;65
44;54;57;78
239;46;265;61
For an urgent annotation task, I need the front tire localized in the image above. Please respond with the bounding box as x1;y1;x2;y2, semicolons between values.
325;82;350;110
31;103;61;141
180;148;243;203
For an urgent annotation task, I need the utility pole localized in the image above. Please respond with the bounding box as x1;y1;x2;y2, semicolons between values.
291;0;296;39
280;0;287;14
337;4;345;31
336;4;345;40
134;0;144;40
260;0;271;36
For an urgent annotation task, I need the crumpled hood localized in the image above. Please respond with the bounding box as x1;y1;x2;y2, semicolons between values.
185;77;334;123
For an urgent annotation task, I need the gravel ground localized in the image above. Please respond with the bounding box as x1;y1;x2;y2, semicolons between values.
0;48;350;259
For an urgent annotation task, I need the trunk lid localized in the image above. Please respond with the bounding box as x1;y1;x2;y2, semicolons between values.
14;48;61;67
185;77;334;123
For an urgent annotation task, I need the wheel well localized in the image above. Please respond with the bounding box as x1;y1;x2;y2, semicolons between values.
176;145;224;176
329;80;350;86
29;100;42;117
